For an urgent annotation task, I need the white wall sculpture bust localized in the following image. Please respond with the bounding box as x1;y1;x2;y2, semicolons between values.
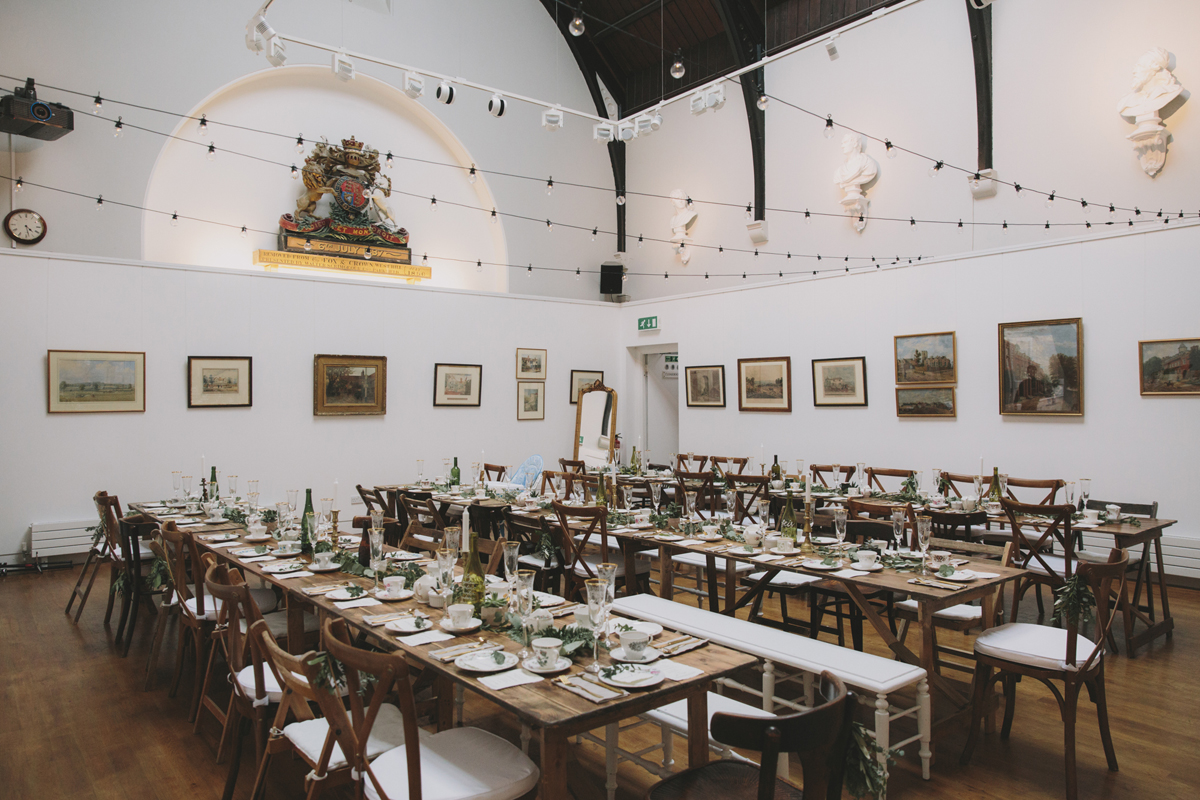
833;133;878;232
1117;47;1186;177
669;189;698;265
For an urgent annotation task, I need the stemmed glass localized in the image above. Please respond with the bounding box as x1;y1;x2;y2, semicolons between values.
596;563;618;646
320;497;334;534
442;458;451;482
516;570;536;659
833;508;848;548
443;526;462;557
248;479;259;497
503;541;521;602
686;452;695;470
227;475;239;500
649;481;662;512
247;492;260;518
930;469;941;496
171;471;182;499
916;516;932;574
1064;481;1076;509
369;528;384;592
999;473;1009;498
370;507;384;533
779;460;789;482
275;501;290;536
286;490;299;517
891;508;907;553
973;475;984;499
683;491;696;521
471;462;481;488
585;579;609;674
1079;479;1091;512
436;547;458;608
795;460;805;485
182;475;193;499
553;474;565;499
416;459;424;484
856;462;867;489
831;464;842;489
571;483;584;505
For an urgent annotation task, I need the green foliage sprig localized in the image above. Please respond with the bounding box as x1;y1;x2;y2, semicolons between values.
649;503;680;529
110;557;172;596
1053;574;1096;627
844;722;899;799
307;652;378;698
507;620;600;660
606;511;634;527
224;507;249;526
259;509;278;524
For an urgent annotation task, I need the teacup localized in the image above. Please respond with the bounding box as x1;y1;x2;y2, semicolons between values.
413;574;437;602
532;637;563;669
869;539;889;552
701;525;719;538
634;512;651;524
776;537;795;554
770;479;785;490
929;550;951;571
1105;504;1122;522
1083;508;1101;523
950;500;964;512
312;551;335;569
619;630;650;661
984;501;1002;515
428;590;447;609
247;523;267;538
383;576;407;597
277;541;299;555
856;550;879;568
744;530;763;548
448;603;473;628
961;496;978;512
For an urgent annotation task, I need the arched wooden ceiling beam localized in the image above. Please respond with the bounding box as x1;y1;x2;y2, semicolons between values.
712;0;766;221
964;0;993;170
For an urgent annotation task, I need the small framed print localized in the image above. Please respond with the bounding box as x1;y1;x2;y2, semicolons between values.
737;357;792;412
685;365;726;408
896;386;956;417
1139;338;1199;396
434;363;482;407
895;331;956;385
570;370;604;404
314;354;386;416
517;381;545;420
812;357;867;407
999;318;1082;415
188;356;252;408
516;348;547;380
48;350;145;413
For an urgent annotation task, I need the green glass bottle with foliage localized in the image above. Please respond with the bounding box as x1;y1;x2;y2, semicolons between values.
460;530;487;609
300;489;315;555
780;489;798;544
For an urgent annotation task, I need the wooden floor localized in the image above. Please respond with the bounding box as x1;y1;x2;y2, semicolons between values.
2;566;1198;800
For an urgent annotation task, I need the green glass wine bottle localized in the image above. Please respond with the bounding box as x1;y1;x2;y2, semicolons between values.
989;467;1003;502
300;489;314;555
450;457;461;486
596;471;608;507
770;455;782;482
780;489;798;543
461;530;487;608
210;466;219;501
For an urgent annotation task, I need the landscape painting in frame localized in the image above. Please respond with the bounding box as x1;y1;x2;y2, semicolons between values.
570;370;604;404
737;357;792;412
516;348;547;380
812;357;867;407
517;380;545;420
188;356;252;408
896;387;956;418
685;365;726;408
1139;338;1200;396
895;332;956;384
999;318;1082;415
48;350;145;413
434;363;482;407
314;354;386;416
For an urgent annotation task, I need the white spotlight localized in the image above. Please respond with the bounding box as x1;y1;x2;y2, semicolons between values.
634;114;655;136
265;35;287;67
649;111;663;132
541;107;565;131
332;50;355;81
487;93;507;118
706;85;726;111
825;34;839;60
403;72;424;99
689;91;708;116
593;122;615;143
435;81;455;104
617;121;636;141
245;3;274;52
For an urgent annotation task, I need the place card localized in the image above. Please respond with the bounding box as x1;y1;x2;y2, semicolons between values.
478;669;544;691
399;630;455;646
333;598;384;610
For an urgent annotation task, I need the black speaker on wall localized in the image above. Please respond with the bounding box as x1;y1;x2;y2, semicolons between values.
600;262;624;295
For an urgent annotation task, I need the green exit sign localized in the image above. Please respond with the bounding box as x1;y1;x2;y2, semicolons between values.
638;316;658;331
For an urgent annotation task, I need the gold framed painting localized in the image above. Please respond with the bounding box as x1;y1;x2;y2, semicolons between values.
812;357;867;407
434;363;482;407
685;365;726;408
188;356;252;408
313;354;386;416
516;348;547;380
1139;338;1199;396
895;331;956;385
48;350;145;413
737;357;792;412
570;370;604;404
517;381;545;420
999;318;1082;415
896;386;956;417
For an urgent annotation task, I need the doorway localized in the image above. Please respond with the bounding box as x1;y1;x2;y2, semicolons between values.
626;343;679;468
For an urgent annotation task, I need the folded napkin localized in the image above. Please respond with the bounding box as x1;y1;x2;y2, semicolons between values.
158;514;185;520
655;659;703;681
240;555;275;563
609;527;635;534
478;668;544;691
831;568;869;579
972;571;1001;579
559;676;624;702
676;539;704;547
207;542;243;549
753;554;784;562
333;598;384;610
273;571;315;579
399;630;455;646
176;521;206;527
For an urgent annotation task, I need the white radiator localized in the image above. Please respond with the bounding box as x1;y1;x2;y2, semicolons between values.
1081;530;1200;581
29;519;97;559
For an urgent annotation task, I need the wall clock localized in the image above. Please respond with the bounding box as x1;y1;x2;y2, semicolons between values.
4;208;48;245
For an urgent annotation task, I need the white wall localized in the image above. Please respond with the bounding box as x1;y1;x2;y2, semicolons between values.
0;249;621;561
616;222;1200;559
645;352;680;462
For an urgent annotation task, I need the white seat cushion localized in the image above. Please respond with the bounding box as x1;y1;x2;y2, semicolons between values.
285;703;414;771
896;598;982;622
574;553;649;578
184;596;223;622
671;552;755;573
1023;554;1068;577
645;690;773;732
974;622;1101;672
1076;547;1140;565
235;663;288;704
112;544;156;563
364;726;539;800
184;588;278;621
747;570;822;589
518;553;551;568
240;609;320;639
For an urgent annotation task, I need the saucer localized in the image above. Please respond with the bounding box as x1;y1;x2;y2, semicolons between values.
308;562;343;573
455;649;518;673
849;562;883;572
204;532;241;542
326;588;370;601
373;588;414;602
439;618;483;634
242;533;273;543
204;517;229;524
522;656;571;674
695;533;724;541
610;646;662;664
386;617;434;634
598;665;664;689
770;547;800;556
800;560;842;570
654;534;684;542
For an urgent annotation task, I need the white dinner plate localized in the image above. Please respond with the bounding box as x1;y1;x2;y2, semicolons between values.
204;517;229;524
242;533;273;543
654;534;684;542
262;562;305;574
455;649;519;673
387;617;434;634
1073;522;1099;530
231;547;273;557
308;563;343;573
770;547;801;556
326;588;371;601
610;646;662;664
203;532;241;542
813;536;838;545
800;560;842;570
607;620;663;637
695;533;724;542
373;588;414;602
533;591;566;607
522;656;571;674
941;570;977;582
439;618;483;634
599;665;664;689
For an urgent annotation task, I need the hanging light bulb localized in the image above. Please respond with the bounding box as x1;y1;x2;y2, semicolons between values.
295;135;305;153
927;160;944;177
476;260;482;273
364;247;373;260
742;272;747;280
1109;203;1116;220
910;217;917;229
575;267;581;280
970;172;981;189
1128;219;1134;227
1134;207;1142;217
637;234;643;248
756;94;769;111
1156;208;1163;218
170;212;179;227
527;264;533;277
207;143;216;161
1081;198;1090;214
718;246;724;255
240;226;248;238
957;219;964;233
113;116;124;137
787;252;791;259
616;193;626;206
198;114;207;135
569;3;585;36
303;237;313;251
546;219;553;232
823;116;834;139
14;177;23;192
96;195;104;210
1044;221;1052;236
490;208;498;225
704;272;709;280
884;139;896;159
385;151;393;168
92;94;102;114
1086;221;1093;230
290;164;299;179
430;196;437;211
546;177;554;195
670;50;685;80
591;227;597;241
804;210;811;224
1014;183;1023;198
422;253;428;265
754;249;759;258
468;165;477;184
744;203;753;221
1045;191;1056;209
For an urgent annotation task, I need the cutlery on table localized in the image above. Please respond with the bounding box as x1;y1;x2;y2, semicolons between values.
302;582;353;595
907;578;959;590
657;634;694;650
660;637;703;655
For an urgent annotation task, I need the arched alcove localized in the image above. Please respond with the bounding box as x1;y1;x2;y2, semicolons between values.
142;65;507;292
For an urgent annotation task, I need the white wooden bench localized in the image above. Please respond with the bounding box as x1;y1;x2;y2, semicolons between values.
612;593;932;780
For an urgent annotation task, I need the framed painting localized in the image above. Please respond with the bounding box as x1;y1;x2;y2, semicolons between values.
812;357;867;407
517;381;545;420
48;350;145;413
434;363;482;407
1139;338;1200;396
999;318;1083;415
314;354;386;416
188;356;252;408
516;348;547;380
895;331;957;385
737;357;792;412
685;365;726;408
570;370;604;404
896;386;956;417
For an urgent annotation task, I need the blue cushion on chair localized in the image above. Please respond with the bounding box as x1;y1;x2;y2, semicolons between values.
510;455;544;490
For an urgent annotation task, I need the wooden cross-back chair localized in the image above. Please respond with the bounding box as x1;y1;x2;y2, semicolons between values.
483;463;508;481
847;498;918;550
564;472;599;503
938;471;990;499
502;509;563;594
559;458;586;474
152;522;216;709
538;469;566;499
552;501;609;602
709;456;748;476
1003;499;1078;620
865;467;916;494
397;521;445;556
675;453;709;473
645;671;854;800
927;508;989;542
401;495;446;531
1082;498;1159;656
1006;476;1065;505
961;551;1129;800
351;514;403;548
356;484;388;514
142;535;178;691
810;464;854;488
726;473;770;525
65;490;121;623
113;512;167;657
673;470;719;520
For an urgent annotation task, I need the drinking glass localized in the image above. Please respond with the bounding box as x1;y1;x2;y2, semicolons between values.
516;570;536;659
553;474;565;498
247;492;259;514
247;479;259;497
683;491;696;520
503;541;521;595
686;452;695;470
973;475;983;498
930;469;941;495
275;501;290;532
585;579;608;674
669;453;678;472
443;526;462;556
796;460;805;484
286;490;299;515
571;483;584;505
416;459;424;483
320;497;333;525
833;508;848;547
891;508;907;553
856;462;866;488
779;460;789;479
436;547;458;595
999;473;1009;497
370;507;384;530
182;475;193;498
370;528;384;590
596;563;618;643
913;470;924;494
442;457;451;480
916;516;932;574
227;475;238;498
171;471;182;499
649;481;662;511
1064;481;1076;508
1080;478;1091;511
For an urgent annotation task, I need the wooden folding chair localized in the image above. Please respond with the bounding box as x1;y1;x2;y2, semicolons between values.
397;521;445;556
65;490;119;623
151;522;215;709
502;509;563;594
356;484;388;513
142;535;178;691
675;453;709;472
928;508;989;542
865;467;916;494
113;512;168;657
709;456;748;476
673;469;719;520
1005;476;1065;505
810;464;854;488
726;473;770;525
559;458;586;474
401;495;446;531
847;498;918;550
938;471;992;499
1003;498;1077;620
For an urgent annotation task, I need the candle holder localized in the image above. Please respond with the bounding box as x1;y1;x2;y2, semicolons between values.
800;501;816;555
331;509;340;535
